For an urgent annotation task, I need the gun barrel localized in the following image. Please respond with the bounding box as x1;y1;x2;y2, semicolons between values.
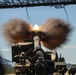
33;35;41;49
33;35;44;61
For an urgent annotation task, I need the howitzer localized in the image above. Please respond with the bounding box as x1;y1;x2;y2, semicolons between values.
12;30;67;75
3;18;71;75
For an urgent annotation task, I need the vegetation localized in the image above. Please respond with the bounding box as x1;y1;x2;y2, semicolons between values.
4;66;14;74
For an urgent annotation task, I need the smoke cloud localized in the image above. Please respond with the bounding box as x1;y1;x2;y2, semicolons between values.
3;18;71;50
40;18;71;50
3;19;32;44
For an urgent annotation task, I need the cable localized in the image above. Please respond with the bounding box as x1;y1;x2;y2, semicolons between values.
63;6;70;23
25;7;31;24
25;47;33;55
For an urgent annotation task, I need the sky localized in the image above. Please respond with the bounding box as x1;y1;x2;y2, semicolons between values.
0;5;76;64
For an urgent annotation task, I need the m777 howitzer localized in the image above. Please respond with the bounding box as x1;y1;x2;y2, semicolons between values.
3;18;72;75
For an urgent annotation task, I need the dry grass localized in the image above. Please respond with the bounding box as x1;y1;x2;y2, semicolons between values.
4;74;15;75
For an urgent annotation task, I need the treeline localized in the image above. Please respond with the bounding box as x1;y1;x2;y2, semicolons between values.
0;0;75;4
